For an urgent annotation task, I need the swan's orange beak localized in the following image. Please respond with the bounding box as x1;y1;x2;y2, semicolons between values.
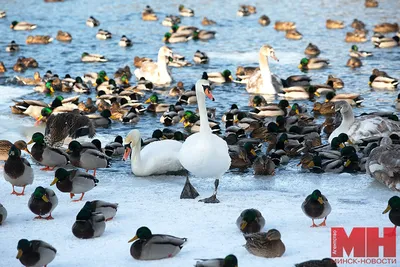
204;88;215;101
123;147;131;161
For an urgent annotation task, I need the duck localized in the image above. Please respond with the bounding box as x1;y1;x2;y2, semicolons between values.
86;16;100;27
72;206;106;239
304;43;320;56
0;203;7;225
369;74;398;90
144;94;169;113
345;32;367;43
67;141;110;176
374;36;399;48
208;70;232;83
236;208;265;234
246;45;283;94
167;54;192;68
0;61;6;72
281;85;319;100
192;30;216;41
295;258;337;267
96;29;112;40
6;40;19;52
128;226;187;260
274;21;296;31
83;200;118;221
162;15;181;27
170;24;198;35
325;92;363;106
73;76;90;93
104;136;124;157
123;129;184;176
373;23;399;33
134;46;173;85
259;15;270;26
4;145;34;196
326;19;344;29
346;57;362;68
382;196;400;230
10;21;37;30
313;102;335;115
51;168;98;202
15;71;42;85
202;17;216;26
0;140;29;161
192;50;209;65
0;10;5;18
365;0;378;7
229;143;256;169
286;29;303;40
237;6;250;16
28;186;58;220
119;35;132;47
326;75;344;89
88;109;113;127
26;35;53;44
56;30;72;42
179;4;194;16
253;155;276;175
16;239;56;267
28;132;69;170
349;45;372;57
302;189;332;227
142;5;158;21
243;229;285;258
195;255;238;267
81;52;108;62
179;77;231;203
298;58;329;70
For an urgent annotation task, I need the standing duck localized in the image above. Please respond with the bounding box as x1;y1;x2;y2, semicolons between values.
0;140;29;161
28;186;58;220
16;239;57;267
51;168;98;202
0;203;7;225
243;229;285;258
382;196;400;231
195;255;238;267
236;208;265;233
83;200;118;221
4;145;34;196
128;226;187;260
302;189;331;227
72;206;106;239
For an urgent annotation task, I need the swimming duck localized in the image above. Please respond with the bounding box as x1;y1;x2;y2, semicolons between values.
369;74;398;90
16;239;56;267
349;45;372;57
382;196;400;230
179;4;194;16
168;54;192;67
281;85;319;100
304;43;320;56
326;75;344;89
162;15;181;27
0;203;7;225
192;30;216;41
325;92;363;106
208;70;232;83
73;76;90;93
28;132;69;170
274;21;295;31
144;94;169;113
373;23;399;33
0;140;29;161
365;0;378;7
298;58;329;70
119;35;132;47
236;208;265;234
96;29;112;40
88;109;113;127
373;35;399;48
28;186;58;220
4;145;34;196
104;136;124;157
345;32;367;43
250;100;290;117
56;30;72;42
10;21;37;30
326;19;344;29
346;57;362;68
286;29;303;40
72;206;106;239
142;5;158;21
15;71;41;85
170;24;198;35
0;61;6;72
51;168;98;201
128;226;187;260
313;102;335;115
13;61;27;72
295;258;337;267
237;6;250;16
26;35;53;44
81;52;108;62
193;50;209;64
243;229;285;258
202;17;216;26
86;16;100;27
6;40;19;52
259;15;270;26
195;254;238;267
0;10;5;18
302;189;331;227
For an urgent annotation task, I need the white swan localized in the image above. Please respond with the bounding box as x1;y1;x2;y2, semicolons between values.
329;101;400;144
246;45;283;95
178;77;231;203
123;129;184;176
134;46;173;86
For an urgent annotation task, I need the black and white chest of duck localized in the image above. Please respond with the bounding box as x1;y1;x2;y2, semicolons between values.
16;239;57;267
302;189;332;227
28;186;58;220
72;207;106;239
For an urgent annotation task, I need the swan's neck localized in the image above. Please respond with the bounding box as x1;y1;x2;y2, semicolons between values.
339;108;355;130
259;52;275;94
157;53;169;78
196;88;211;134
131;141;142;166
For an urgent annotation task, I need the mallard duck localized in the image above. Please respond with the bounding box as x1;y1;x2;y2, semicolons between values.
325;92;363;106
365;0;378;7
15;71;41;85
86;16;100;27
81;52;108;62
202;17;216;26
119;35;132;47
163;32;188;44
258;15;270;26
236;208;265;234
302;189;331;227
193;30;216;41
162;15;181;27
253;155;276;175
4;145;34;196
208;70;232;83
313;102;335;115
26;35;53;44
382;196;400;230
369;75;398;90
0;203;7;225
0;140;29;161
326;19;344;29
168;54;192;67
298;58;329;70
67;141;110;176
229;143;256;169
304;43;320;56
295;258;337;267
128;226;187;260
17;57;38;68
13;61;26;72
170;24;198;35
326;75;344;89
142;5;158;21
346;57;362;68
274;21;296;31
351;19;366;29
16;239;56;267
179;4;194;16
237;6;250;16
28;132;69;170
72;206;106;239
96;29;112;40
88;109;113;127
345;32;367;43
250;100;290;117
374;23;399;33
168;81;185;96
10;21;37;30
281;86;319;100
51;168;98;201
28;186;58;220
243;5;256;14
0;10;6;18
0;61;6;72
104;136;124;157
349;45;372;57
193;50;209;64
195;255;238;267
374;35;399;48
6;40;19;52
286;29;302;40
145;94;170;113
243;229;285;258
56;30;72;42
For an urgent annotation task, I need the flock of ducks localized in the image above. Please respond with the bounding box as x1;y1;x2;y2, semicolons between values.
1;1;400;267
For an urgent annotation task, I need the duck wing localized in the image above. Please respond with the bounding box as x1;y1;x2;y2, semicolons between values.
349;116;400;142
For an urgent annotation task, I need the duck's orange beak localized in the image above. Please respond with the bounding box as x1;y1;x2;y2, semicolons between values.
123;147;131;161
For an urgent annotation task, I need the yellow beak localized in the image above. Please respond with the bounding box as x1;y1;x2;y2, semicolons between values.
344;159;351;167
27;139;34;145
144;98;151;104
295;110;300;115
16;249;23;259
183;121;191;127
240;221;248;230
162;37;167;42
50;177;58;186
104;76;109;81
128;235;138;243
317;197;324;204
49;86;54;93
298;64;303;69
368;81;372;86
66;149;71;153
348;140;353;145
228;75;233;81
314;92;321;97
110;114;118;120
179;117;185;123
307;161;315;168
339;143;345;149
42;195;49;202
325;99;329;103
383;205;391;214
250;149;257;156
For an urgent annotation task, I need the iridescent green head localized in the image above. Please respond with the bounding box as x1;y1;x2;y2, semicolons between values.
31;132;44;144
135;226;152;239
41;107;53;117
300;58;309;66
351;45;358;51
